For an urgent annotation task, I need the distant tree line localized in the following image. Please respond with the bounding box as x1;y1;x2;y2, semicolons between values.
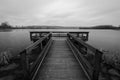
79;25;120;29
92;25;118;29
0;22;12;29
0;22;120;29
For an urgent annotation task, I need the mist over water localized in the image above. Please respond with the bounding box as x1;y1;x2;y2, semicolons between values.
0;29;119;56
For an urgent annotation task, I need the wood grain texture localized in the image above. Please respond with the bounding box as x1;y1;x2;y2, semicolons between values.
36;39;88;80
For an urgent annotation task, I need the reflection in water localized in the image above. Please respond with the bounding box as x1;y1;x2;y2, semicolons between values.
0;29;119;56
0;29;32;56
87;30;120;52
0;29;13;32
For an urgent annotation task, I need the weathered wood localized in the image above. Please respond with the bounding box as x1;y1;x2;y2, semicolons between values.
92;50;102;80
30;31;89;41
67;38;92;80
36;39;88;80
67;33;97;53
19;33;52;80
30;32;50;42
20;50;30;79
31;39;53;80
67;33;103;80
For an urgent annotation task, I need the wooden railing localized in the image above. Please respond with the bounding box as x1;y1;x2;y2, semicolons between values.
30;31;89;41
20;33;52;80
30;32;50;42
67;33;103;80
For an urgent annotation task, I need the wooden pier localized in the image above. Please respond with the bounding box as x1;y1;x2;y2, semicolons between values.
1;31;117;80
36;39;88;80
18;31;103;80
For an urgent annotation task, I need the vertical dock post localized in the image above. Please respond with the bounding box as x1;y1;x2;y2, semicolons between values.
86;33;89;41
77;33;79;37
30;32;32;41
20;50;30;80
92;50;102;80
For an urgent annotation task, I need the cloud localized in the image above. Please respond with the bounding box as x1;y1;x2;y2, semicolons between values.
0;0;120;26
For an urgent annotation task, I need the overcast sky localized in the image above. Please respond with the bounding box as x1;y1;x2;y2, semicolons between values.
0;0;120;26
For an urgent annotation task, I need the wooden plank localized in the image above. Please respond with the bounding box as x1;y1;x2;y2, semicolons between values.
67;33;103;80
68;33;98;53
66;38;92;80
36;39;88;80
31;39;53;80
26;33;51;53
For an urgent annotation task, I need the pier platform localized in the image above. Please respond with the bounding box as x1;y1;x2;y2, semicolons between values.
36;39;88;80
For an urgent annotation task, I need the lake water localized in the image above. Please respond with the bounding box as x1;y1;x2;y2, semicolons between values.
0;29;120;56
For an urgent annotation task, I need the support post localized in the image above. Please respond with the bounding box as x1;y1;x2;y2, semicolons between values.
40;42;43;50
20;50;30;80
30;32;32;41
84;47;87;55
81;34;83;39
92;50;102;80
40;33;42;37
86;33;89;41
77;33;79;37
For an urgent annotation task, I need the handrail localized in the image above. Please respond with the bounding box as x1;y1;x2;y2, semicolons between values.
27;33;51;49
30;31;89;41
67;33;103;80
31;38;53;80
26;33;51;53
68;33;96;52
19;33;52;80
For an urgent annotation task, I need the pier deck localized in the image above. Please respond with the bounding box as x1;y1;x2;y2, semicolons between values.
36;39;88;80
1;31;119;80
1;32;104;80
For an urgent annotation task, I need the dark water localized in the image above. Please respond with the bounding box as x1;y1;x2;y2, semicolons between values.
0;29;119;55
